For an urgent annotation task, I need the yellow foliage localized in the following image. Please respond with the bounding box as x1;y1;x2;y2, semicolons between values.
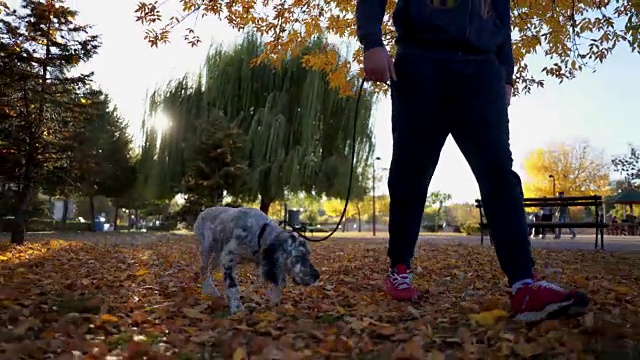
521;141;611;198
323;198;361;218
323;195;389;219
134;0;635;95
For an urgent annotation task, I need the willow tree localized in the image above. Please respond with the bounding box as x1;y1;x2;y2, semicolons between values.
143;33;375;213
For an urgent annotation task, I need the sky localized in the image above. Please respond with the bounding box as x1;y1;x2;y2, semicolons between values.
11;0;640;203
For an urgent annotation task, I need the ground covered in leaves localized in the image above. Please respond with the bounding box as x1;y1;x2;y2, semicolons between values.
2;233;640;359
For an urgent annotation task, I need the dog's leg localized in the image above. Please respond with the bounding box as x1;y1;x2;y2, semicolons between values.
221;248;244;313
200;232;221;297
259;242;287;306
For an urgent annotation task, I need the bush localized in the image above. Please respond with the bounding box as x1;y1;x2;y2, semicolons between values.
461;221;482;236
422;223;436;232
147;221;177;232
56;220;92;232
29;218;55;232
421;223;446;232
0;217;94;232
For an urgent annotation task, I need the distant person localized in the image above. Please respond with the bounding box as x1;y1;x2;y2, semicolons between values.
598;208;605;239
527;211;541;239
129;215;137;231
555;192;576;239
539;198;554;239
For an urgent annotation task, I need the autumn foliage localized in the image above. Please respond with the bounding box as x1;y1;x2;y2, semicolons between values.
134;0;639;95
2;232;640;358
522;141;611;198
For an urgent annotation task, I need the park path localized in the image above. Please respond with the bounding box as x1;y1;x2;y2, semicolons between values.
3;231;640;252
338;234;640;252
418;235;640;252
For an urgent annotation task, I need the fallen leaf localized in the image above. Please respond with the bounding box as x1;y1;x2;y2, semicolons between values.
232;347;249;360
254;311;278;322
469;309;509;327
582;312;595;328
135;269;150;276
182;308;209;320
98;314;119;323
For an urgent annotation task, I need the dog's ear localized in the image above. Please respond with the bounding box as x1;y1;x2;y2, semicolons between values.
260;241;283;285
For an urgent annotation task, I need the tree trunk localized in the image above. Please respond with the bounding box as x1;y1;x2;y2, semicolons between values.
113;206;119;231
89;195;96;225
356;204;362;232
11;175;34;245
259;196;272;215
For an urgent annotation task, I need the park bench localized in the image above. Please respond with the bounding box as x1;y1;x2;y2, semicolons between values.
475;195;608;250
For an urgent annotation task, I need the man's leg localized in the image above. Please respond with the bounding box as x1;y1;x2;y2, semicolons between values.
556;215;567;239
449;57;589;322
386;49;451;301
448;58;533;285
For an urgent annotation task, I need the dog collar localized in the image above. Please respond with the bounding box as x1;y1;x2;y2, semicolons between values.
256;222;269;249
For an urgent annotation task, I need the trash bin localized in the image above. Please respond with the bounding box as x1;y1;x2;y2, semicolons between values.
287;210;301;227
92;218;105;232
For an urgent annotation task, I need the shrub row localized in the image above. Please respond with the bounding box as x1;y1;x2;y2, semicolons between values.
0;218;92;232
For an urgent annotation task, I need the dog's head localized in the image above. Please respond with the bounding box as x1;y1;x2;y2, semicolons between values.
262;231;320;286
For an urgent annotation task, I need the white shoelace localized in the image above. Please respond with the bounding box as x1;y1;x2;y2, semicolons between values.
512;279;565;295
389;270;413;290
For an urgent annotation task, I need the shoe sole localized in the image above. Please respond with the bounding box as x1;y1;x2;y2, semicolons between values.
514;291;589;323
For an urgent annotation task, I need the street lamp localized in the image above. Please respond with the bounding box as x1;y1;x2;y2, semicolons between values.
548;174;556;196
372;156;381;236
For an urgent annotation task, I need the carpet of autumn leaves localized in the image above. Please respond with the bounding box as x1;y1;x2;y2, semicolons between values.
2;233;640;359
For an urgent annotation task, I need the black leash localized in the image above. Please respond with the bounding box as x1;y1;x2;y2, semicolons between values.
280;79;367;242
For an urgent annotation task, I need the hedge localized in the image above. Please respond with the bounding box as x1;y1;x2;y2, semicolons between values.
0;218;91;232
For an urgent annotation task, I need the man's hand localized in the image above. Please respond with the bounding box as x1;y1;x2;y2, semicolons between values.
363;47;396;83
505;84;513;106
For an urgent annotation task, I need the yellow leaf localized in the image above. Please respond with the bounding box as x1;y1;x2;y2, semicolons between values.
135;269;149;276
336;305;346;314
614;286;632;295
232;347;248;360
182;308;209;320
468;309;509;327
254;311;278;322
99;314;119;323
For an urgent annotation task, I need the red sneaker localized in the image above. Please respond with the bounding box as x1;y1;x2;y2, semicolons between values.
385;264;419;301
511;280;589;322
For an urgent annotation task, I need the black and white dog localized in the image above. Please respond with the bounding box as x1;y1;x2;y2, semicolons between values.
194;206;320;313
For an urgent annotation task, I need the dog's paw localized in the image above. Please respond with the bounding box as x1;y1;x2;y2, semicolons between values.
268;286;283;306
201;280;220;297
229;302;245;314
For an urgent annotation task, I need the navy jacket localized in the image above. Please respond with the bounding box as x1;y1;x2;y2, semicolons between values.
356;0;514;85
